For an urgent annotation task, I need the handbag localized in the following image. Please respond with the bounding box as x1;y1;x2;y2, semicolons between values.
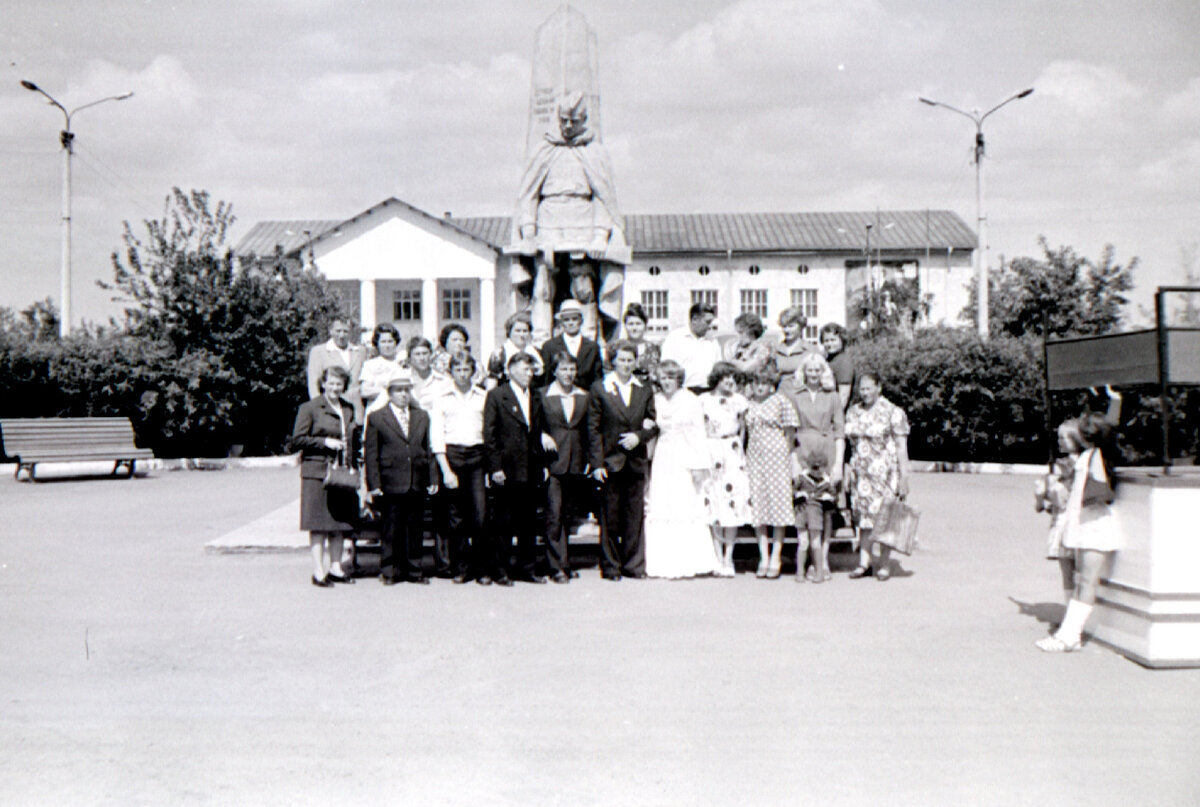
1081;450;1114;507
323;450;360;491
873;496;920;555
322;413;359;491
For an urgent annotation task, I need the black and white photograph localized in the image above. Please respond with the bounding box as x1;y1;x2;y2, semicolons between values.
2;2;1199;804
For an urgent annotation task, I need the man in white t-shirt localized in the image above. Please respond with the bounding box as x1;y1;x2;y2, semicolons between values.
660;302;720;393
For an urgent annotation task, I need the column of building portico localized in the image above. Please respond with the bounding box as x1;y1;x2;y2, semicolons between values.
421;277;438;345
480;277;496;359
359;280;377;334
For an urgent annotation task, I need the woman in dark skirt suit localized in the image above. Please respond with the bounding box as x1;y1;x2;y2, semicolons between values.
290;365;360;587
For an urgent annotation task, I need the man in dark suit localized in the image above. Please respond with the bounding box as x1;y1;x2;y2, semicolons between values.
483;352;552;585
538;299;602;391
587;340;659;580
540;351;593;583
365;371;437;585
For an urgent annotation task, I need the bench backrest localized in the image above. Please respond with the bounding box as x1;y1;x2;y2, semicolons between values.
0;417;143;456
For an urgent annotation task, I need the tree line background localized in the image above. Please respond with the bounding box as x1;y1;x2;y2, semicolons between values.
0;188;1196;464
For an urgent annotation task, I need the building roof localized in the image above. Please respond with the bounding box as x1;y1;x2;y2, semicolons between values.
234;198;500;259
236;207;976;258
234;220;342;258
452;210;975;254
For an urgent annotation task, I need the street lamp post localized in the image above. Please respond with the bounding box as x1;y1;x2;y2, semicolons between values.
20;80;133;337
919;87;1033;339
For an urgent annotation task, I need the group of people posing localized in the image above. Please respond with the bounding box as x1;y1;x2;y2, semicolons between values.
291;299;912;588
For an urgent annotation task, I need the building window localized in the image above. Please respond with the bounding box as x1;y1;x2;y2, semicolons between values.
640;290;669;334
791;288;819;340
691;289;718;318
442;288;471;320
748;265;761;275
797;264;810;274
648;265;661;276
392;289;421;321
740;289;768;319
698;265;711;276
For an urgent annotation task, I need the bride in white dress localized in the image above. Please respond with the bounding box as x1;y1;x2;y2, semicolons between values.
644;360;721;578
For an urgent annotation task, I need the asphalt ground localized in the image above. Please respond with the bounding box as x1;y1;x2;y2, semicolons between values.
1;466;1197;806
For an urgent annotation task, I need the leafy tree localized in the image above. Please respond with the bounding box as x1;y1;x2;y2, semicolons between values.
848;277;930;340
0;298;60;343
962;237;1136;338
100;187;346;455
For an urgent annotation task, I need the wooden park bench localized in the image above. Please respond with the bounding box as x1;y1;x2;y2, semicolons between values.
0;417;155;481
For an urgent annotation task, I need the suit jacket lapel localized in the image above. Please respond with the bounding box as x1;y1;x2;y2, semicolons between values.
567;391;588;428
379;404;409;441
501;386;530;431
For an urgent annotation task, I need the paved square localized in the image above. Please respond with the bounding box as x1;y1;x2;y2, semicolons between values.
1;467;1196;805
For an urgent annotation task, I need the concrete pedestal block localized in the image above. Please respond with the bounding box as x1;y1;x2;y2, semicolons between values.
1091;472;1200;668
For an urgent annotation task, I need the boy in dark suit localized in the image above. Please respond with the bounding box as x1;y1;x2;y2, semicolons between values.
539;299;602;391
587;340;659;580
483;352;553;584
365;371;438;584
540;350;593;583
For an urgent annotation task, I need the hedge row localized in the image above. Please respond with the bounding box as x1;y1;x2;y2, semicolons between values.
1;325;1195;463
852;327;1197;465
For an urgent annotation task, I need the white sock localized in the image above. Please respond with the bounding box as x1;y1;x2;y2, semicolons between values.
1056;599;1094;644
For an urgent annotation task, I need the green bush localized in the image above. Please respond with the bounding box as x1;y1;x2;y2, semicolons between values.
848;327;1196;465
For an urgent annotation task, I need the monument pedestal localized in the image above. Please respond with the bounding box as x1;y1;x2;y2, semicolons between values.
1090;470;1200;667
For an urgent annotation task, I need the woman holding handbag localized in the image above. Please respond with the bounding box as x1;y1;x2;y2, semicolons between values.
844;372;910;581
290;365;360;587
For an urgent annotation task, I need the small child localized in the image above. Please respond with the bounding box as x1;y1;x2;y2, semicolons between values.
1035;453;1076;604
792;446;838;580
794;449;837;502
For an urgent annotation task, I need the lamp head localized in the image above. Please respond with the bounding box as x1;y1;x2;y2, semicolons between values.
20;80;39;91
918;97;936;106
1016;88;1034;99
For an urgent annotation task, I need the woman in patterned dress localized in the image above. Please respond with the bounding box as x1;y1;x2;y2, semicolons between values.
743;366;799;578
787;352;845;583
700;362;753;576
431;323;486;388
844;372;910;581
617;302;662;388
724;312;774;383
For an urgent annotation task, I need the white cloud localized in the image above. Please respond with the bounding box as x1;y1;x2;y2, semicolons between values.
1032;60;1140;118
1162;75;1200;123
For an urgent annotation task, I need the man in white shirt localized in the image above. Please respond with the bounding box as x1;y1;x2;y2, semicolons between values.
660;302;721;393
431;353;489;585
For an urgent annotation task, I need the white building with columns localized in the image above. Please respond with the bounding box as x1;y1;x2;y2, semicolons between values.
236;199;976;352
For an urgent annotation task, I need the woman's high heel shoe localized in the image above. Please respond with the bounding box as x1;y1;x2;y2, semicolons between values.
311;575;333;588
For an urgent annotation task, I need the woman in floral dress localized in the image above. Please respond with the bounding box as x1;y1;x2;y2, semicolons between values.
844;372;910;581
700;362;753;576
743;366;798;578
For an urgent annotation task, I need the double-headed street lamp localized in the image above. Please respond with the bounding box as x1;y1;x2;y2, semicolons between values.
20;79;134;337
919;87;1033;339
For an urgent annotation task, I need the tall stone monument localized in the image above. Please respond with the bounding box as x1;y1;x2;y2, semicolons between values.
505;5;631;343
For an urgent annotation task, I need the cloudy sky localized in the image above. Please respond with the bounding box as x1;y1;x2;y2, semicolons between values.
3;0;1198;326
